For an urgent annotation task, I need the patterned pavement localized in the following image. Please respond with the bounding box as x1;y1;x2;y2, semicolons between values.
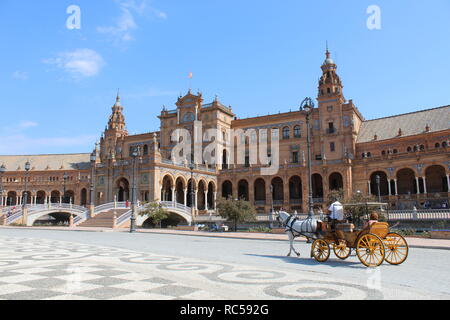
0;235;446;300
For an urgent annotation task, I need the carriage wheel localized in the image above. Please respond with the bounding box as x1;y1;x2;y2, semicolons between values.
333;240;351;260
311;239;330;263
356;234;385;267
383;233;409;265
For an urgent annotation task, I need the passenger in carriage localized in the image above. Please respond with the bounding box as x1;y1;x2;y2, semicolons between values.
363;212;379;230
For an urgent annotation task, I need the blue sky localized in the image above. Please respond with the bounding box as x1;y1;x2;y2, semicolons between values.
1;0;449;155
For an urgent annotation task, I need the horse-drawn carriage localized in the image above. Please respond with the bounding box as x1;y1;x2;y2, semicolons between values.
278;203;409;267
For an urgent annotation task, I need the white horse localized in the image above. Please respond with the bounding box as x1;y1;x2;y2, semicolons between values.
276;211;322;257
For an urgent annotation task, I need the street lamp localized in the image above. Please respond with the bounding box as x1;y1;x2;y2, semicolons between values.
269;184;274;228
130;146;139;233
189;160;195;223
0;164;6;207
375;175;381;203
23;161;31;208
63;172;69;204
301;97;315;218
90;152;96;208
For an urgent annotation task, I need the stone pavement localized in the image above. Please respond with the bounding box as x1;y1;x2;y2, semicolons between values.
1;226;449;250
1;235;448;300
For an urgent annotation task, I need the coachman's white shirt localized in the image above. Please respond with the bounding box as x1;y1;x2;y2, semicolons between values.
328;201;344;221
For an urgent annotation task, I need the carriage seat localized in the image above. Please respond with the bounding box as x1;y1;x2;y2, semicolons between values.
369;222;389;239
336;223;355;233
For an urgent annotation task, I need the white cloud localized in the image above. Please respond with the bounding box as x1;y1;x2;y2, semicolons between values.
18;121;38;129
12;71;29;81
97;7;137;42
97;0;167;44
2;120;38;135
43;49;105;79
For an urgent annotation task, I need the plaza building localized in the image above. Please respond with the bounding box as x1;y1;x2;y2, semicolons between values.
1;50;449;221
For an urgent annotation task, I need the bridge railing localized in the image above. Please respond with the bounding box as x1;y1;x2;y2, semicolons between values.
25;203;88;215
1;206;18;215
7;211;24;225
386;209;450;221
160;201;191;214
94;202;128;214
116;210;133;226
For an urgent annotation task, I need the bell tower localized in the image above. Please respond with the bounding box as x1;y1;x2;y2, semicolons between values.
317;48;344;102
100;93;128;161
316;48;346;162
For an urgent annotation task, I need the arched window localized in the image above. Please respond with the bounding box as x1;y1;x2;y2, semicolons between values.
407;146;412;152
367;152;372;158
294;126;301;138
393;149;398;154
381;150;386;156
282;127;290;139
435;143;441;148
420;145;425;151
443;141;448;148
143;144;149;155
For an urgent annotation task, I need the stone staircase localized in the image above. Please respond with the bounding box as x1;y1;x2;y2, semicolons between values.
78;209;130;228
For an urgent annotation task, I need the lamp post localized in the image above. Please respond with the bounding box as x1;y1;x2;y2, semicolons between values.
269;184;274;228
63;172;69;204
189;160;195;224
375;175;381;203
90;152;96;209
0;164;6;207
23;161;31;209
130;146;139;233
301;97;315;218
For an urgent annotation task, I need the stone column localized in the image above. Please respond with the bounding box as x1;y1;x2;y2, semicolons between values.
415;177;420;194
367;181;371;195
195;189;198;210
183;188;187;206
388;179;392;196
447;174;450;192
422;176;427;194
213;192;217;210
394;179;398;196
204;191;208;210
171;187;176;205
283;179;290;208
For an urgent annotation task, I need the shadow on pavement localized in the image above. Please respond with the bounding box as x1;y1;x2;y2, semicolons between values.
245;253;363;269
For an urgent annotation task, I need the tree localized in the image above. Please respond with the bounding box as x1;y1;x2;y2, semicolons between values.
328;189;344;205
343;192;378;226
138;201;169;228
216;197;256;232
